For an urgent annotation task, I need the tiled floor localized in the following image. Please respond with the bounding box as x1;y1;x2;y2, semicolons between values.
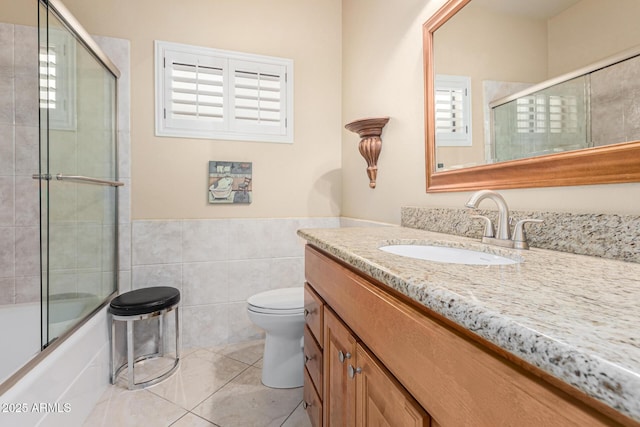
84;340;311;427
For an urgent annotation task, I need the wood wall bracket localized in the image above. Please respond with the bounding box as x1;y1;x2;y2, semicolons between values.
345;117;389;189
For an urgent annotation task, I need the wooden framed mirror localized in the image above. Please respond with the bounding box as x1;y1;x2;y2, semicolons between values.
423;0;640;192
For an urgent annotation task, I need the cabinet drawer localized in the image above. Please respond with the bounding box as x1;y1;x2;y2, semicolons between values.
303;367;323;427
304;283;324;346
303;325;323;397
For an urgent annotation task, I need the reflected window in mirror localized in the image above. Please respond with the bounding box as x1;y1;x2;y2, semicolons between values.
435;75;472;171
491;75;588;163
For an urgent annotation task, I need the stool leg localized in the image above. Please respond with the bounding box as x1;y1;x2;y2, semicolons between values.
110;317;116;384
127;319;134;390
159;314;164;357
175;306;180;360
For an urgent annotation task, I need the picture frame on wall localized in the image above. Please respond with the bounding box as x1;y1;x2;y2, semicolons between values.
208;161;253;204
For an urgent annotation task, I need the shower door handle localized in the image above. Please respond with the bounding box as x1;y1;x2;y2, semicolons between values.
54;174;124;187
32;173;52;180
33;173;123;187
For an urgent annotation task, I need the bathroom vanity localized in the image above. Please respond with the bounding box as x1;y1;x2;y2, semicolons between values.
299;226;640;427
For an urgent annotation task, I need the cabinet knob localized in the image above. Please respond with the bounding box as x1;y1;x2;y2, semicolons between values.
302;401;309;409
347;364;362;379
304;308;310;317
338;351;352;363
304;354;313;364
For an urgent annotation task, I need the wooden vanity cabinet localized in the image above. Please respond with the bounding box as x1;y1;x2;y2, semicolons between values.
303;245;633;427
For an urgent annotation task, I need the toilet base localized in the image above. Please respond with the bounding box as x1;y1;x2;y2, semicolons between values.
261;334;303;388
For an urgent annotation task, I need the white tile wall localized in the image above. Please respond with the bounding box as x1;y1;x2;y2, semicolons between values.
130;217;341;349
0;24;38;305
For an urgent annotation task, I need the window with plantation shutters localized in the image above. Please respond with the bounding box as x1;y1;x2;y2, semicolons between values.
39;28;76;130
516;94;579;134
155;41;293;143
434;75;472;147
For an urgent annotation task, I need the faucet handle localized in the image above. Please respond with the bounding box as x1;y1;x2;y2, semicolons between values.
470;215;495;238
512;219;543;249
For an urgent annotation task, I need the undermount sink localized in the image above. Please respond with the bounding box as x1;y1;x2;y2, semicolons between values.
379;244;520;266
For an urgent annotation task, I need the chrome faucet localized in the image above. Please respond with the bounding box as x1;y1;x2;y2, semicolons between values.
465;189;542;249
465;190;511;240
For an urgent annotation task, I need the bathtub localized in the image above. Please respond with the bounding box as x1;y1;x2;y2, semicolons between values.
0;302;41;385
0;293;102;385
0;298;112;426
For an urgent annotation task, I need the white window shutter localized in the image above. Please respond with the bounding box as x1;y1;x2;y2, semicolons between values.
229;59;287;136
435;87;466;133
434;75;472;147
163;50;228;133
155;40;293;143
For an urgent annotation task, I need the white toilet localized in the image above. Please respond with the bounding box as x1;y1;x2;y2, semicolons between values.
247;287;305;388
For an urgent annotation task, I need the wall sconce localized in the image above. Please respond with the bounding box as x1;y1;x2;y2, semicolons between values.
345;117;389;188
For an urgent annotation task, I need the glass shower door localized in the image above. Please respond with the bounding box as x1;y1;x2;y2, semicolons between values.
39;1;119;346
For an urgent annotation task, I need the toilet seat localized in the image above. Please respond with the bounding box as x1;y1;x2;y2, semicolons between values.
247;288;304;315
248;305;304;315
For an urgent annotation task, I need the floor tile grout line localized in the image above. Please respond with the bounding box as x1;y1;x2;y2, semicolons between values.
183;356;257;416
165;410;192;427
280;399;304;427
136;348;256;415
198;339;265;366
168;410;221;427
141;387;191;419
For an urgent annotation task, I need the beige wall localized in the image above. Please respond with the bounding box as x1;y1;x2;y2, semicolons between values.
57;0;343;220
4;0;640;225
548;0;640;77
342;0;640;224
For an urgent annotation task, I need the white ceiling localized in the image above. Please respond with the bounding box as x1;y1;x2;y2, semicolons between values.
478;0;581;19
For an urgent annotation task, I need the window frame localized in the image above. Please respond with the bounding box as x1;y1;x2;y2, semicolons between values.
434;74;472;147
155;40;294;143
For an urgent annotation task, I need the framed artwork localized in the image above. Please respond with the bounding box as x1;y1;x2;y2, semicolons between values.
208;161;252;204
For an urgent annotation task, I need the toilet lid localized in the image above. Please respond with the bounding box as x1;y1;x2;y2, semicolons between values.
247;287;304;311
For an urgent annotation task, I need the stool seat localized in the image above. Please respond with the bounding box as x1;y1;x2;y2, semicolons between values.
109;286;180;316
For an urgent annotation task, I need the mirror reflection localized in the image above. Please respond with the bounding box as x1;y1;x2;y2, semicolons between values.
433;0;640;172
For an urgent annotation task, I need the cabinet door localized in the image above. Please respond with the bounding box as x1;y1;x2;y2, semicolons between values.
353;344;430;427
323;307;357;427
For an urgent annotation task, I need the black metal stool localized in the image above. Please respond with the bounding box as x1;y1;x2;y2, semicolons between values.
109;286;181;390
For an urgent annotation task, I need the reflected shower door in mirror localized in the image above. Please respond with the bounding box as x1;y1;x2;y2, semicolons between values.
424;0;640;192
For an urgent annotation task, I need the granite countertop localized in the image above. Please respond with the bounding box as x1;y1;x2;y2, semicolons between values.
297;226;640;423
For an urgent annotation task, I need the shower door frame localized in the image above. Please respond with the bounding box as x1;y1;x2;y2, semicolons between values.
39;0;122;345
